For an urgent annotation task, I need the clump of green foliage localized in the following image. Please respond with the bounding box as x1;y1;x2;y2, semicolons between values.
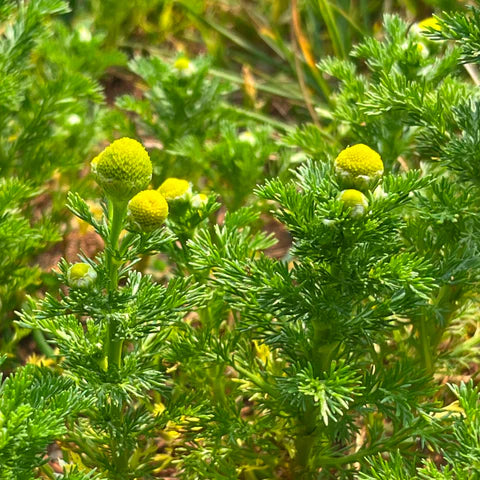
0;0;109;358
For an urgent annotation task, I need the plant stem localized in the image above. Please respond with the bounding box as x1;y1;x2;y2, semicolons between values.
33;329;54;357
104;199;130;478
107;200;128;292
293;400;317;479
293;319;337;477
419;315;433;375
417;285;461;375
104;199;128;371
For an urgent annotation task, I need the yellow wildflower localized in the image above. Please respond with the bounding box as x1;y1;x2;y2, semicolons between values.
418;17;441;32
174;57;191;71
173;57;196;76
91;137;152;201
238;130;256;145
334;144;384;189
158;178;192;202
67;262;97;289
339;189;369;217
191;193;208;209
128;190;169;232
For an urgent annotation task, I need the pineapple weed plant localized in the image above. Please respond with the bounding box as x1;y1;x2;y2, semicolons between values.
4;2;480;480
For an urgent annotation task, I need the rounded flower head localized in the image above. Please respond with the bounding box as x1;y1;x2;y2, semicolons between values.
334;144;384;189
174;57;190;70
238;131;256;145
158;178;192;202
91;138;152;201
191;193;208;209
173;57;196;77
418;17;441;32
67;262;97;289
339;189;369;217
128;190;168;232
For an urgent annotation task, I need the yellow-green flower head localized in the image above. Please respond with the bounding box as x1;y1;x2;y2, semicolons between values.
158;178;192;202
173;57;196;77
238;131;256;146
339;189;369;217
174;57;190;70
128;190;169;232
67;262;97;289
334;144;384;189
417;17;441;32
191;193;208;209
91;138;152;201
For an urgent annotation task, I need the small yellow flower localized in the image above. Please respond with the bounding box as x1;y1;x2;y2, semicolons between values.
67;262;97;289
418;17;441;32
173;57;196;77
158;178;192;201
174;57;191;71
191;193;208;209
128;190;168;232
91;138;152;201
334;144;384;189
238;130;256;145
339;189;369;216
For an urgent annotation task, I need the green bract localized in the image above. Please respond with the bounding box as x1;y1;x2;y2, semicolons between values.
91;138;152;201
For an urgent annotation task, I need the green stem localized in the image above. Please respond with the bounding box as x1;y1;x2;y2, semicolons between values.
104;199;128;371
106;200;128;292
33;329;54;357
293;319;337;477
419;315;433;375
103;199;130;478
293;400;317;479
417;285;461;375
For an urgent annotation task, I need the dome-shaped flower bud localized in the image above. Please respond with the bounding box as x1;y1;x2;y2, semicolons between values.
339;189;369;217
238;131;256;145
191;193;208;209
91;138;152;201
173;57;196;77
128;190;169;232
67;262;97;289
158;178;192;202
334;144;384;190
174;57;190;70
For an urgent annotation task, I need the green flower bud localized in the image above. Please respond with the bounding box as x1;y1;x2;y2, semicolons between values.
339;189;369;217
238;131;256;145
91;138;152;201
173;57;196;77
67;263;97;289
128;190;169;232
191;193;208;209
